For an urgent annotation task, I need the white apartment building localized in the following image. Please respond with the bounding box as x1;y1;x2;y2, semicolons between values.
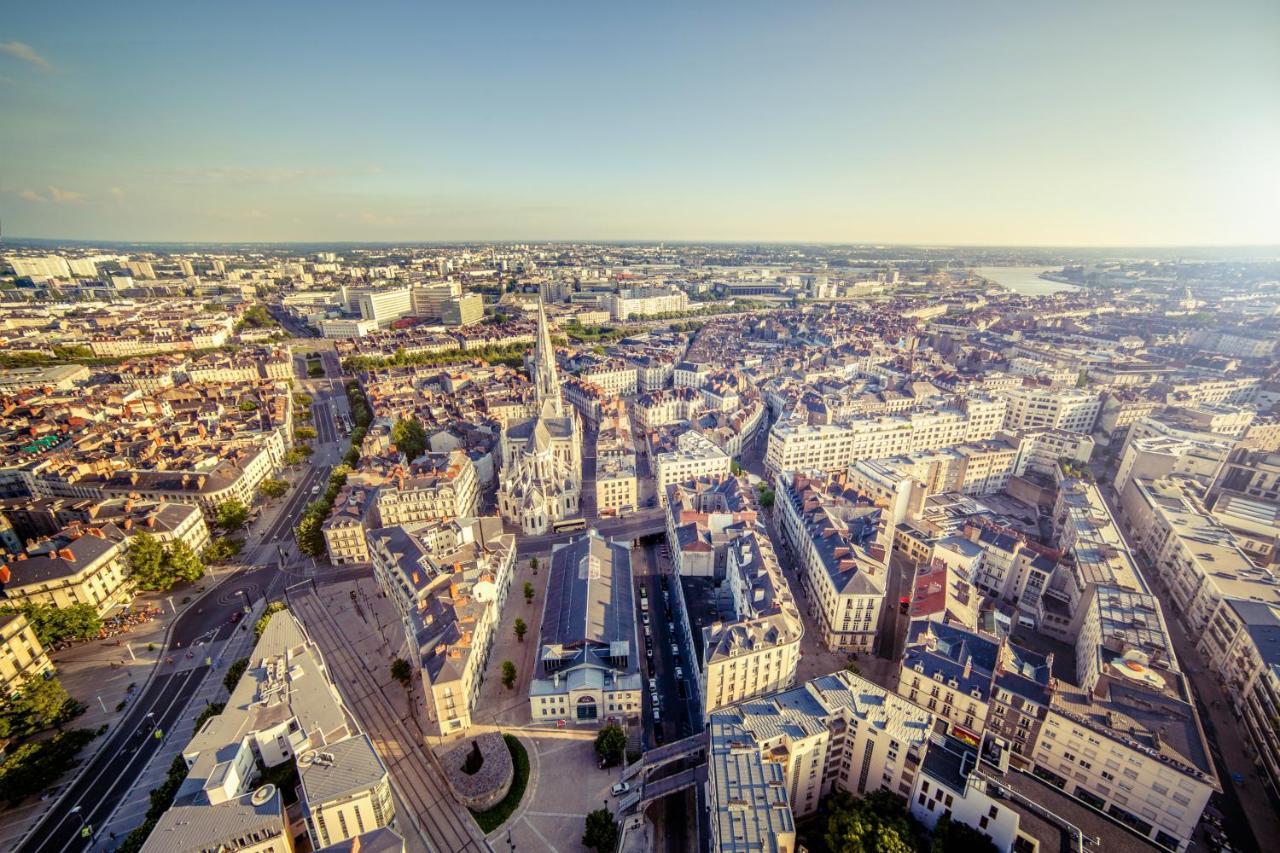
706;670;933;828
702;530;803;717
579;361;639;397
1197;599;1280;800
776;472;889;653
999;386;1101;435
654;431;732;507
766;404;1006;477
1118;475;1269;637
610;285;689;320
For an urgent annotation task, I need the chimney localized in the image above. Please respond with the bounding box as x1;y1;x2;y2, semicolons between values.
58;547;75;562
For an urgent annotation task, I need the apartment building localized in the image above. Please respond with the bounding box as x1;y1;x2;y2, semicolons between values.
665;475;760;579
103;445;280;519
371;450;480;526
368;517;515;735
999;386;1101;435
765;404;1006;477
323;484;373;566
578;360;639;397
1030;649;1216;852
610;285;688;320
899;621;999;737
706;715;796;853
706;670;933;829
1096;391;1163;445
702;530;803;717
632;387;704;430
1036;479;1147;643
776;472;889;653
1118;476;1270;637
0;527;129;614
0;610;52;695
1197;599;1280;800
595;401;637;516
143;612;399;852
653;431;732;507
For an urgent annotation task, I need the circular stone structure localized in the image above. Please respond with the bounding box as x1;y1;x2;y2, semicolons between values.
441;731;513;811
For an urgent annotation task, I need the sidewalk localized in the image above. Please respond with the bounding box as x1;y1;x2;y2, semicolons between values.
470;550;554;731
91;601;265;848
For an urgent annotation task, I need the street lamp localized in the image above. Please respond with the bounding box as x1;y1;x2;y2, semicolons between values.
69;805;92;840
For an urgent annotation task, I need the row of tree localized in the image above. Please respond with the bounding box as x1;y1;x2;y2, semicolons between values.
341;341;533;373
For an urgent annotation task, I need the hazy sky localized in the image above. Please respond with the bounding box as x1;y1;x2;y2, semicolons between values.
2;1;1278;245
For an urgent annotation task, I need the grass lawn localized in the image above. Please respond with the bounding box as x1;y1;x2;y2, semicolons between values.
469;734;530;834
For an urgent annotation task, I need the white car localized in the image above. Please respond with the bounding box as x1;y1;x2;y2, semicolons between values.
648;677;657;691
675;666;684;679
611;782;630;796
650;691;660;705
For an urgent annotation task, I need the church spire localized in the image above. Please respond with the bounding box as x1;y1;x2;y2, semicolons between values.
533;295;563;417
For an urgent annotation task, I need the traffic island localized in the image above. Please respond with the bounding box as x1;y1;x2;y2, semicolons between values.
462;733;529;833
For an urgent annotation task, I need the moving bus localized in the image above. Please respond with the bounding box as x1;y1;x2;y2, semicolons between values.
552;517;587;534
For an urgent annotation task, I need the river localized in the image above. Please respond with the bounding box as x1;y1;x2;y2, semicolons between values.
972;266;1080;296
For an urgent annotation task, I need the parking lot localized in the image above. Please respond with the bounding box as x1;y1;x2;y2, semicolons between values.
632;537;699;749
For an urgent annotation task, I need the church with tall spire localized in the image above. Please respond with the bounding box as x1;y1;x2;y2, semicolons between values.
497;299;583;534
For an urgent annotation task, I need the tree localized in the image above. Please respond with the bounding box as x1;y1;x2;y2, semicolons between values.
823;790;919;853
163;539;205;586
390;658;413;688
254;601;287;640
223;657;249;693
237;400;258;412
295;426;318;442
931;814;999;853
0;728;98;806
5;603;101;647
582;808;619;852
295;510;326;557
529;556;539;575
215;499;250;531
513;618;527;642
203;537;242;563
284;447;306;466
523;581;535;604
126;532;167;590
390;416;427;461
501;660;517;690
0;675;81;739
259;478;289;499
594;724;626;768
730;459;744;476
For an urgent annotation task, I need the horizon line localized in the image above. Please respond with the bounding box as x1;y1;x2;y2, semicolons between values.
4;233;1279;253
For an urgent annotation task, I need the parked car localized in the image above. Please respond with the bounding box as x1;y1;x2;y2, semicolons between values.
648;677;658;691
670;643;679;658
611;782;630;796
674;666;684;679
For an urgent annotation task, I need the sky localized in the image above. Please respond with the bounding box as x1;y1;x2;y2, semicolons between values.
2;1;1278;246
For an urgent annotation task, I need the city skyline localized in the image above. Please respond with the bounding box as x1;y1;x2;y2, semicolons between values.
3;1;1279;246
